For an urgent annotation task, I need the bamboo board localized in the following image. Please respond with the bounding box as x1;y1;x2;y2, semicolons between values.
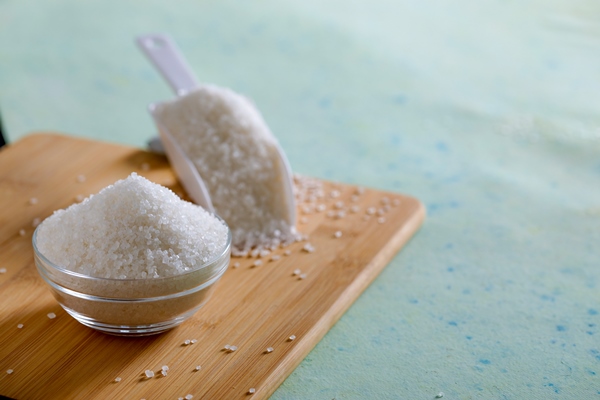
0;133;425;400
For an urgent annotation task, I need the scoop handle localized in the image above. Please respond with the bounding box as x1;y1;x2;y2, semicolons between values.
136;34;199;95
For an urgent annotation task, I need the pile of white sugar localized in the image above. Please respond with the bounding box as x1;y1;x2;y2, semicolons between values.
36;173;228;279
153;85;296;252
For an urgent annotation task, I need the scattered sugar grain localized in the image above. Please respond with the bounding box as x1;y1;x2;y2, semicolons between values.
350;205;360;213
185;395;193;400
19;229;26;236
288;335;296;341
191;339;197;344
259;249;270;258
47;312;56;319
300;217;308;224
144;370;154;378
252;260;263;267
366;207;376;215
224;344;231;350
194;365;201;371
334;201;344;209
114;377;122;383
377;208;386;216
161;365;169;371
284;250;292;256
32;218;41;228
74;194;84;202
335;211;346;219
381;197;390;205
392;198;401;206
160;369;168;377
316;204;326;212
250;249;260;258
293;269;301;276
435;392;445;398
248;388;256;394
301;205;313;214
270;255;281;261
0;268;6;274
333;231;342;238
299;273;307;280
229;345;238;352
302;243;315;253
6;369;13;375
378;217;386;224
141;162;150;171
265;347;274;353
233;262;240;268
330;190;341;198
184;340;191;346
28;197;38;205
35;173;228;280
17;324;23;329
76;174;86;183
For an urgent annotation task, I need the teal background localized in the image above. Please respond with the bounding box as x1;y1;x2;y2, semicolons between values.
2;1;599;398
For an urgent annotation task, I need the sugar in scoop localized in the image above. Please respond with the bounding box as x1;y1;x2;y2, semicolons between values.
152;85;297;253
35;173;228;279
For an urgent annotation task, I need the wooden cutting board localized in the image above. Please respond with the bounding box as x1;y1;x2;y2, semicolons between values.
0;133;425;400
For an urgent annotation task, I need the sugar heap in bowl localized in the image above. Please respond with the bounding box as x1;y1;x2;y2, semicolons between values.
33;173;231;336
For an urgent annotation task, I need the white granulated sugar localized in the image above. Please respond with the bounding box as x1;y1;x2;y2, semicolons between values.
144;370;154;378
288;335;296;341
185;395;193;400
47;312;56;319
194;365;201;371
36;173;228;279
6;369;13;374
29;197;38;205
153;85;295;252
0;268;6;274
19;229;26;236
17;324;23;329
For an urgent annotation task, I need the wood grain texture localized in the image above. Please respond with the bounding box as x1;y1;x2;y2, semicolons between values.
0;133;425;400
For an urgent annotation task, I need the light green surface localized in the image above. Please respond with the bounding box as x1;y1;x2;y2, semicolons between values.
2;1;600;398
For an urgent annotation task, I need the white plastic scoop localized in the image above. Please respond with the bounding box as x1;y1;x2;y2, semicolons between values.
137;33;296;251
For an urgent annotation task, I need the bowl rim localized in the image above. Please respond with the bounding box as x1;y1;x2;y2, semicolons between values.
32;214;232;283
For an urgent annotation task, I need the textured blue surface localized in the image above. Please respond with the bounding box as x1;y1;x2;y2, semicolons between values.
2;0;599;398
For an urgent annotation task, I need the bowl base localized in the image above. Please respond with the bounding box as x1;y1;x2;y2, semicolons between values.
61;305;195;336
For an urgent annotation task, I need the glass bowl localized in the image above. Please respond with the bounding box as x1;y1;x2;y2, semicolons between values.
32;224;231;336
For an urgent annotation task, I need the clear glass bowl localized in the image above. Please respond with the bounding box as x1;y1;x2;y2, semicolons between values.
32;225;231;336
